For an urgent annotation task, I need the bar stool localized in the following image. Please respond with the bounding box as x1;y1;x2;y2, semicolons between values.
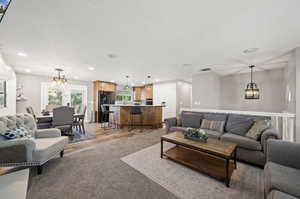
101;105;116;129
129;106;143;132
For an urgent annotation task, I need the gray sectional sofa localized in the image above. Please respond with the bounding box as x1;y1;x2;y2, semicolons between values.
264;139;300;199
165;111;280;166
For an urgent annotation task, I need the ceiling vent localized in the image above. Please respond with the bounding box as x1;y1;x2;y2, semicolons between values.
200;68;211;72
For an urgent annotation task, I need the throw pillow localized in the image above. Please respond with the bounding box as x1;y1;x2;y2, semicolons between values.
200;119;225;133
246;120;270;140
1;127;32;140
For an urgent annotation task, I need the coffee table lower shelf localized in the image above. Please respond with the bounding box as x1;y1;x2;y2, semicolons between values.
163;146;235;185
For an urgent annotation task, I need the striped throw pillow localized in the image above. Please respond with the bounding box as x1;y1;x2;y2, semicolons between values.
200;119;225;133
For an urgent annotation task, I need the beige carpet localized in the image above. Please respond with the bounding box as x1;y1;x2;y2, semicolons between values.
121;143;264;199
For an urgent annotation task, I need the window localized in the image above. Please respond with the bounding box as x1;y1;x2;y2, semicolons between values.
71;89;83;113
48;88;63;105
116;90;132;102
41;83;87;114
0;80;6;108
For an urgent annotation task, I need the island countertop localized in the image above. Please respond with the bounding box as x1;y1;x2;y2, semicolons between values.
107;104;163;129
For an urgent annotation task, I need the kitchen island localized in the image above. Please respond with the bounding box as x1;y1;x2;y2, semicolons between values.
108;105;164;129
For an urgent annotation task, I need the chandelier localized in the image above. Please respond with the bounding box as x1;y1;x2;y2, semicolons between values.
52;68;67;87
245;65;260;99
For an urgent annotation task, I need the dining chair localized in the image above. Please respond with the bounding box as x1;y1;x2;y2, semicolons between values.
52;106;74;136
73;105;87;134
26;106;51;129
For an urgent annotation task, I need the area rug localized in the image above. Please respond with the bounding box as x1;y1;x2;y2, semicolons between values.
68;130;96;143
121;143;264;199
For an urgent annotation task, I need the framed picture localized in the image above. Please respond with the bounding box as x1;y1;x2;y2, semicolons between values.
0;0;12;24
0;80;7;108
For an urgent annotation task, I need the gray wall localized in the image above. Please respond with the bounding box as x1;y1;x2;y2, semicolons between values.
220;68;285;112
192;72;220;109
16;73;93;120
296;47;300;142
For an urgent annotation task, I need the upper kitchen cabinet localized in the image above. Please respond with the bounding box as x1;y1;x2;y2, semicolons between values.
133;86;143;101
145;84;153;99
94;81;116;92
133;84;153;101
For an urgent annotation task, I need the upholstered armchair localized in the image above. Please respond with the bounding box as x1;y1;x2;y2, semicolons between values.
0;114;68;174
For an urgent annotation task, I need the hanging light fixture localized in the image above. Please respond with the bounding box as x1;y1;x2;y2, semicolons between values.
245;65;260;99
52;68;67;87
125;75;130;90
146;75;152;85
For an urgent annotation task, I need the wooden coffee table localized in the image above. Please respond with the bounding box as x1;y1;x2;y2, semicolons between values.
161;131;237;187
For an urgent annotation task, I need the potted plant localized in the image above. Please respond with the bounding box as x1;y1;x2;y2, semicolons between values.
184;128;208;143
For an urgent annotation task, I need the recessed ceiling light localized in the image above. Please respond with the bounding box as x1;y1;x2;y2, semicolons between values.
108;54;118;59
243;48;259;54
88;67;95;71
25;69;31;73
18;52;27;57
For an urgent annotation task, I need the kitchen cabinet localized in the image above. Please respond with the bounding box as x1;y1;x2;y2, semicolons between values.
133;84;153;101
145;84;153;99
133;87;143;101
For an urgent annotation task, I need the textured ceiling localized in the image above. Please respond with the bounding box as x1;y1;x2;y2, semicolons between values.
0;0;299;84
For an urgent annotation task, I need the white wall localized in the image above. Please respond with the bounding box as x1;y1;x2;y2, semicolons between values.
16;73;93;120
176;81;192;114
220;68;285;112
284;52;296;113
153;81;177;119
0;54;16;116
192;72;220;109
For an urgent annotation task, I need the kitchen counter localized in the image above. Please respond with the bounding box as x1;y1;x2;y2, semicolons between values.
108;104;163;129
103;104;165;107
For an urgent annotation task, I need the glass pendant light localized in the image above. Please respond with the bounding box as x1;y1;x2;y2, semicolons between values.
245;65;260;99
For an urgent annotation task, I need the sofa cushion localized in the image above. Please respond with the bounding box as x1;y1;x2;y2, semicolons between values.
169;126;188;133
200;119;225;133
201;129;222;139
225;114;269;136
246;120;270;140
32;137;69;163
203;113;227;122
267;191;298;199
221;133;262;151
265;162;300;199
181;112;202;128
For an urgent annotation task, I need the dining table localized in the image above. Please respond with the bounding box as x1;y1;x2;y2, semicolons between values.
36;113;84;123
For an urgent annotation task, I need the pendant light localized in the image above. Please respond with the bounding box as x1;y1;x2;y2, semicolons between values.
125;75;130;90
245;65;260;99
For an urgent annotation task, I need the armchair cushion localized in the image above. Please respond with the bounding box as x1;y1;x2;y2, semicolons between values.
267;139;300;169
267;191;298;199
35;128;61;138
32;136;68;163
264;162;300;198
0;138;36;162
